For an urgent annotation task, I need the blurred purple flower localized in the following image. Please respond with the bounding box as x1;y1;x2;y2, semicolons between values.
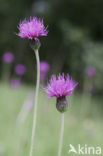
40;73;46;81
17;17;48;41
85;66;96;77
2;52;14;63
43;73;78;98
40;61;50;73
40;61;50;81
14;64;26;75
10;78;21;88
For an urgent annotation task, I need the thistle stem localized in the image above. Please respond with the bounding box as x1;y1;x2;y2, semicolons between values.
58;113;64;156
29;49;40;156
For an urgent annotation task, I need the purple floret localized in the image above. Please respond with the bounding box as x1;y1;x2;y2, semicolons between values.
44;73;78;98
17;17;48;40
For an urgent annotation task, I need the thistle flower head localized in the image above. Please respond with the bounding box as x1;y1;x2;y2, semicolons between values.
44;73;78;98
17;17;48;41
43;73;77;113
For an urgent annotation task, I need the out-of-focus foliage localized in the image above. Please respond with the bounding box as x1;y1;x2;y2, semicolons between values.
0;0;103;93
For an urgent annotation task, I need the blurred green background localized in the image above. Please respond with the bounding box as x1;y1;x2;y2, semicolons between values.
0;0;103;155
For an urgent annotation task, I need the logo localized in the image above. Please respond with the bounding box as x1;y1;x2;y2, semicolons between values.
68;144;102;155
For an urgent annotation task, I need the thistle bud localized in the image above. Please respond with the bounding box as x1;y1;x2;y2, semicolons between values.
30;39;41;51
56;96;68;113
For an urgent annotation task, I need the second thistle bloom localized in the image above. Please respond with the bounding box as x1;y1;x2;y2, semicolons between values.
44;73;78;113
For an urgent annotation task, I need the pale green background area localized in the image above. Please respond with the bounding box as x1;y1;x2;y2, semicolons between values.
0;83;102;156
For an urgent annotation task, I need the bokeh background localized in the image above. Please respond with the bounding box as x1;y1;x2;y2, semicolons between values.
0;0;103;155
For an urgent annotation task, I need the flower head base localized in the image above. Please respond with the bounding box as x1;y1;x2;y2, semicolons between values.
56;96;68;113
43;73;78;113
17;17;48;41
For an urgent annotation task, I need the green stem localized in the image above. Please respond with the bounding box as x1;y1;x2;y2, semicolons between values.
29;49;40;156
58;113;64;156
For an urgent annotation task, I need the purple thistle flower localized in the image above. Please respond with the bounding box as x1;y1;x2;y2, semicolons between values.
43;73;78;113
44;73;77;98
17;17;48;41
14;64;26;76
85;66;96;77
2;52;14;64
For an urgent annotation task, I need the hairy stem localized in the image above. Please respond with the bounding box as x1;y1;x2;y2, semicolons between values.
58;113;64;156
29;49;40;156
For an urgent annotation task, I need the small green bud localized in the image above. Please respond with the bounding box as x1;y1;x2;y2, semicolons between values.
30;39;41;51
56;96;68;113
